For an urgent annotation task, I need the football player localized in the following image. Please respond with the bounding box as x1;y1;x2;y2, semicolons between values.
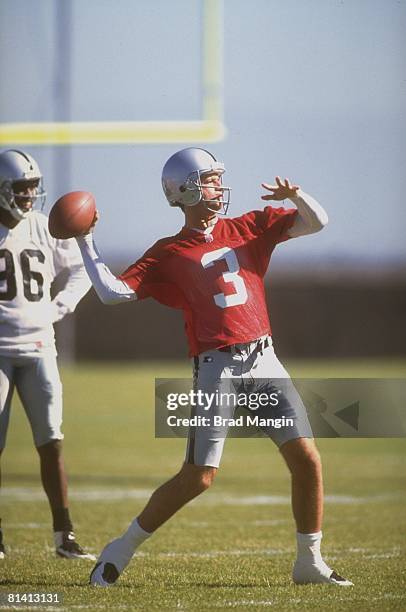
0;149;95;560
76;148;352;586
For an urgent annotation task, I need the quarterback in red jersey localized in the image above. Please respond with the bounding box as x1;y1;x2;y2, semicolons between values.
77;148;352;587
119;201;294;355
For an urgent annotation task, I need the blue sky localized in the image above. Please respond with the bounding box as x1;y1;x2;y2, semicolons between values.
1;0;405;267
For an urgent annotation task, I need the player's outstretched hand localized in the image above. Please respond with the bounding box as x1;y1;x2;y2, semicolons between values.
261;177;299;201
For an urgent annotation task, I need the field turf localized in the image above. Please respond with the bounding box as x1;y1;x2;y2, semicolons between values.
1;359;405;611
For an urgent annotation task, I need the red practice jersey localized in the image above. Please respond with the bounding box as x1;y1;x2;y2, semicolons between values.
120;206;297;355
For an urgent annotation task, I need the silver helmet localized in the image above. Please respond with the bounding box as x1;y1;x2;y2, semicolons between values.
161;147;231;214
0;149;46;221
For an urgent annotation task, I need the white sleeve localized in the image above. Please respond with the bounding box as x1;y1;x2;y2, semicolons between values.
51;264;92;323
50;239;92;323
75;234;138;305
287;190;328;238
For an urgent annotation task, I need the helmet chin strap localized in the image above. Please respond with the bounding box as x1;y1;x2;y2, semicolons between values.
202;198;230;216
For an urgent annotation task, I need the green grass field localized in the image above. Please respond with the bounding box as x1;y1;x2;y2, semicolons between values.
1;359;405;611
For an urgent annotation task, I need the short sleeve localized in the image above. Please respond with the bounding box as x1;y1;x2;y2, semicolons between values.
52;237;84;275
119;256;160;299
119;250;185;309
233;206;298;244
33;211;84;277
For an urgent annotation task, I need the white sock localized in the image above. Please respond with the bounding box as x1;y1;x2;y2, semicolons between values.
99;518;151;573
121;518;151;551
293;531;332;580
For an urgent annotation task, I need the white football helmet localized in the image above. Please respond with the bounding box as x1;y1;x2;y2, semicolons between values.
161;147;231;214
0;149;46;221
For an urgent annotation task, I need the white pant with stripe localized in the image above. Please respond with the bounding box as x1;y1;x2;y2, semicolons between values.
186;336;313;467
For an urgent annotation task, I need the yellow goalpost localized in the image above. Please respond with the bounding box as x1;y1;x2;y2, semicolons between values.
0;0;225;146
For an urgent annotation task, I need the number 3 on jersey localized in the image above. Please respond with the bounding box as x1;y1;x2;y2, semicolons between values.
201;247;248;308
0;248;45;302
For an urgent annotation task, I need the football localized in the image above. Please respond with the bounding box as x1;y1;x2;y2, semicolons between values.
48;191;96;239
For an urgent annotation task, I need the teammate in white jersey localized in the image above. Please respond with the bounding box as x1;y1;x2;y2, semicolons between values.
0;149;94;560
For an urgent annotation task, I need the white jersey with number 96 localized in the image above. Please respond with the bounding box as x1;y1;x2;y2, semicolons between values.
0;211;90;357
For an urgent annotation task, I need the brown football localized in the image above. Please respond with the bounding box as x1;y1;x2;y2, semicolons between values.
48;191;96;239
